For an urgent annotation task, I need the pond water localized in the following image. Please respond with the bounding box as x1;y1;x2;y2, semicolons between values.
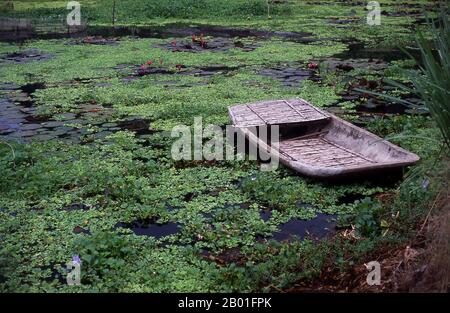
0;49;53;64
0;0;441;293
115;219;180;238
259;209;336;241
271;213;337;241
334;40;421;62
0;19;421;242
0;22;316;43
259;63;315;87
0;23;426;144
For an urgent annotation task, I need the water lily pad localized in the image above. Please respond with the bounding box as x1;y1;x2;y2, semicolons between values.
42;121;64;128
20;124;42;131
18;130;38;137
55;113;77;121
32;134;56;141
102;122;118;128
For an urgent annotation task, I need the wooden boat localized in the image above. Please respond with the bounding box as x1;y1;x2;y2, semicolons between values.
228;98;420;178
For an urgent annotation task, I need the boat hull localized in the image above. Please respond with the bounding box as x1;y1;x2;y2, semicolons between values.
229;99;420;178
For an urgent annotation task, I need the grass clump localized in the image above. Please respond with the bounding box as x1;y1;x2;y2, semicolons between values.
409;11;450;148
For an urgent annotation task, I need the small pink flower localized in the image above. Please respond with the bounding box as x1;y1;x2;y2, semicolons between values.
308;62;319;69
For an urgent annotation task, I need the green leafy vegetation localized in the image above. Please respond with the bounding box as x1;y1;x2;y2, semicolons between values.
339;198;383;238
0;0;448;292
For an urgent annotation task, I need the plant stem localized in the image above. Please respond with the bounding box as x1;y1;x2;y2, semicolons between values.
112;0;116;26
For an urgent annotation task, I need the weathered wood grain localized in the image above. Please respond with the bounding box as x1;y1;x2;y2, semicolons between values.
228;98;420;178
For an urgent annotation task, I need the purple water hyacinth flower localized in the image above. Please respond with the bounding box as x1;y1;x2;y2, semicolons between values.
72;254;82;265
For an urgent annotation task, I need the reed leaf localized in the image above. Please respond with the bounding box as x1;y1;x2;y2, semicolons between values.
357;8;450;148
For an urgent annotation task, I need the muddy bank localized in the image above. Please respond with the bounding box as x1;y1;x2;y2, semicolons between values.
285;182;450;293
